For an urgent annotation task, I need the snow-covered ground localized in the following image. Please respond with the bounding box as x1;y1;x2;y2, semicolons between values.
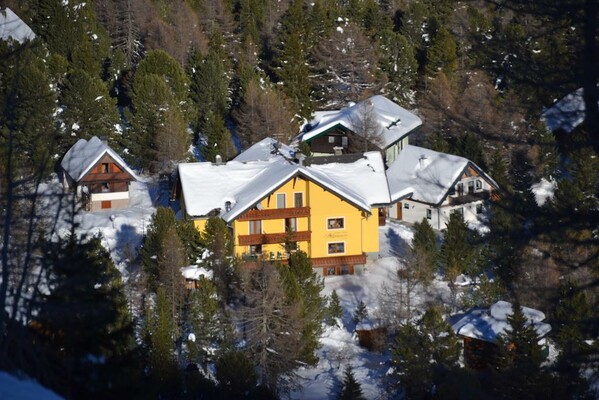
292;221;454;400
39;175;157;279
0;371;63;400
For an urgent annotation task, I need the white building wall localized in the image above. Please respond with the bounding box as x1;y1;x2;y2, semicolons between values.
393;199;486;230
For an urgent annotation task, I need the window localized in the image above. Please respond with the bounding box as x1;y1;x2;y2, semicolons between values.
328;136;335;144
294;192;303;208
102;182;110;192
341;265;350;275
250;244;262;254
476;203;483;214
341;136;348;148
327;217;344;229
249;220;261;234
328;242;345;254
225;201;231;212
327;267;336;275
102;163;109;173
451;208;464;216
276;193;286;208
403;203;410;209
475;179;482;190
468;181;475;194
426;209;432;219
285;217;297;232
457;183;464;196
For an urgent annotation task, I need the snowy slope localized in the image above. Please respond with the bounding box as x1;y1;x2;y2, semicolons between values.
0;371;63;400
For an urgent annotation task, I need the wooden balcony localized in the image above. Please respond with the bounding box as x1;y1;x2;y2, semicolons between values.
81;172;134;183
311;254;367;267
238;230;311;245
237;207;311;221
448;190;491;206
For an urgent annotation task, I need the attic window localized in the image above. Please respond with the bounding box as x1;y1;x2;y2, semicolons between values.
475;180;482;190
102;163;109;173
225;201;232;212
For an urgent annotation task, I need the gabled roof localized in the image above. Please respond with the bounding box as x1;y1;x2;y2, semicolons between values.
233;137;297;162
0;8;36;44
386;145;499;206
61;136;137;182
451;301;552;343
178;152;390;222
541;86;599;134
296;95;422;148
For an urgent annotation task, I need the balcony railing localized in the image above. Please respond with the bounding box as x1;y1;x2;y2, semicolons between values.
238;230;311;245
81;172;134;183
448;190;490;206
237;207;310;221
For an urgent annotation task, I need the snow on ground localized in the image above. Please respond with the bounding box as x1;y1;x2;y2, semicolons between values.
292;221;454;400
531;178;557;206
0;371;63;400
39;175;157;279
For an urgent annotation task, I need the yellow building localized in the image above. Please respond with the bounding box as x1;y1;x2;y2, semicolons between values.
178;143;390;276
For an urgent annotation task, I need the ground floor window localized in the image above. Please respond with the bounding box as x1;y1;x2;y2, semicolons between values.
327;267;336;275
426;209;432;219
476;203;483;214
250;244;262;254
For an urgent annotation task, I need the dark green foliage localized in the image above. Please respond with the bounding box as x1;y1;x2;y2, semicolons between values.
410;218;439;285
188;31;230;129
200;111;236;162
380;32;418;106
146;287;180;395
338;365;365;400
216;350;258;397
187;278;220;367
440;212;483;282
352;300;368;325
59;69;119;149
451;132;487;170
460;275;505;309
426;26;458;76
390;307;460;399
326;290;343;326
0;43;58;175
201;217;236;303
281;251;325;365
141;207;177;291
37;235;136;397
176;218;204;264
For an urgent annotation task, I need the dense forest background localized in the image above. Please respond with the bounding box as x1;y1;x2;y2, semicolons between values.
0;0;598;399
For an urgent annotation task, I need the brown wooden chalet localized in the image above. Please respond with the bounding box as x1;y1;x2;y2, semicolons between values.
61;136;137;211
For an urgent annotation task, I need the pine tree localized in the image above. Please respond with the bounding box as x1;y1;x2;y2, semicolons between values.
391;307;460;399
37;234;136;397
187;278;220;368
440;212;482;282
352;300;368;325
200;111;236;162
380;32;418;107
326;290;344;326
201;217;236;303
410;218;439;286
140;207;177;291
59;69;119;149
216;350;258;397
338;365;365;400
426;26;458;77
157;224;186;332
281;251;325;365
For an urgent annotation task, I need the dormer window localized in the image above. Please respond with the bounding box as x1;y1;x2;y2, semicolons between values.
225;201;231;212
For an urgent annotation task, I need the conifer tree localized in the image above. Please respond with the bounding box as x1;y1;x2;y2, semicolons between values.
157;224;187;332
201;217;236;303
281;251;325;365
440;212;482;282
216;350;258;397
37;234;136;397
187;278;220;368
141;207;177;291
200;111;236;162
338;365;365;400
391;307;460;399
147;287;180;395
352;300;368;325
410;218;439;286
426;26;458;77
326;290;344;326
380;32;418;107
59;69;119;149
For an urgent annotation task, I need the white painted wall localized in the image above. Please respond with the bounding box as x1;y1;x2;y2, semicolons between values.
91;191;129;201
392;199;486;230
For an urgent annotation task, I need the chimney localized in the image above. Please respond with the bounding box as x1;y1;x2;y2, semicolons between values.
215;154;223;165
419;154;430;169
297;154;306;166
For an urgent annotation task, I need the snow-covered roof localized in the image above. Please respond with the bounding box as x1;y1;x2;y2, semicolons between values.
234;137;297;162
60;136;137;182
386;145;498;205
0;371;63;400
181;265;213;281
0;8;36;44
451;301;552;343
541;87;598;133
297;95;422;148
178;152;390;222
